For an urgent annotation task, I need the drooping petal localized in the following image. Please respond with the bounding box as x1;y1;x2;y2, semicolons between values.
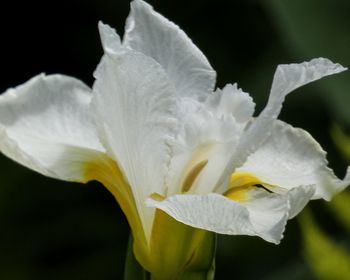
123;0;216;100
0;74;105;181
216;58;347;190
237;120;350;200
147;191;289;244
92;40;178;239
239;189;289;243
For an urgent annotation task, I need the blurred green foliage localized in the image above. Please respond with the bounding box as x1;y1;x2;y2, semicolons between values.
332;125;350;164
330;190;350;233
0;0;350;279
300;209;350;280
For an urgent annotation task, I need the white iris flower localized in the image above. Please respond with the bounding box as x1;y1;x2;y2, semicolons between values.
0;0;349;276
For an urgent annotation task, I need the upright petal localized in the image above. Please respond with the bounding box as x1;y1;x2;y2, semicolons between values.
123;0;216;100
98;21;122;55
0;74;105;181
166;91;244;196
92;47;178;240
237;120;350;200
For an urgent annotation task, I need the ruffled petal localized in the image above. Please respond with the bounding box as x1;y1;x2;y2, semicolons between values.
167;84;254;195
237;120;350;200
166;93;243;195
216;58;347;190
0;74;104;181
205;83;255;123
92;41;178;239
270;58;346;106
147;191;289;244
239;58;346;164
123;0;216;100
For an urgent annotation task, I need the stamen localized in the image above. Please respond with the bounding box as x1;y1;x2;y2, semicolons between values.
150;192;166;201
182;160;208;193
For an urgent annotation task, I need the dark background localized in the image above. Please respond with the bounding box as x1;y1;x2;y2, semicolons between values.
1;0;350;279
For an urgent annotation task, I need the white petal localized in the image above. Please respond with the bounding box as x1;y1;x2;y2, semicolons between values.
241;58;346;163
205;83;255;123
237;120;350;200
287;186;315;219
166;100;242;196
241;189;289;243
123;0;216;100
216;58;347;190
147;191;289;244
167;85;254;195
98;21;122;55
0;74;104;181
270;58;346;106
92;49;178;239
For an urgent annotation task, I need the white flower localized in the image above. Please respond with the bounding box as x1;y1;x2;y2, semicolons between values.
0;0;349;275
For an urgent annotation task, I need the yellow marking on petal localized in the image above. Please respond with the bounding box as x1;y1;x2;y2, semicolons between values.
230;172;262;188
224;172;265;202
79;153;149;263
224;185;253;201
182;159;208;193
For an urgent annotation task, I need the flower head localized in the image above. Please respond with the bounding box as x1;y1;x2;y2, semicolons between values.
0;0;349;277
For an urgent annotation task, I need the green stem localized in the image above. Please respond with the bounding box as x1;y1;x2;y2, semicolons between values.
124;235;151;280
